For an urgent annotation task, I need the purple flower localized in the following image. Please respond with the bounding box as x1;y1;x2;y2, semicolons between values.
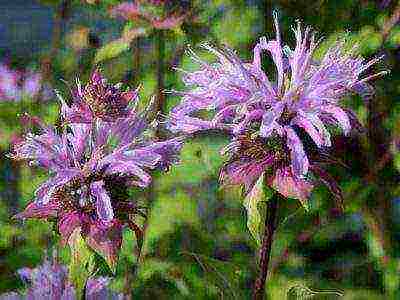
58;69;138;123
22;71;42;99
169;16;386;173
219;134;313;204
110;1;187;30
12;84;183;266
169;15;385;203
0;257;122;300
219;134;344;205
0;64;21;101
0;63;51;102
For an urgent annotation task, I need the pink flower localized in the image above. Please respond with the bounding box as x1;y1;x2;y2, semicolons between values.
11;71;184;267
0;257;122;299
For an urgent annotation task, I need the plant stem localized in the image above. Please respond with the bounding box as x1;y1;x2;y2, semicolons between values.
122;38;142;300
156;29;165;114
132;38;141;87
42;0;71;80
253;193;279;300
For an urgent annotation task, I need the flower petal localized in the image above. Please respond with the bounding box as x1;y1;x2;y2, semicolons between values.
292;115;324;147
90;181;114;222
305;113;331;147
34;170;80;205
83;220;123;273
259;102;284;137
284;126;309;176
320;105;351;135
58;212;83;245
13;201;60;220
272;167;313;205
220;156;274;193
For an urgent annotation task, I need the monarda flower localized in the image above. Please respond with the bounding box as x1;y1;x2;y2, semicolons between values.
219;134;342;205
169;15;385;203
0;257;122;300
110;1;189;30
0;64;52;102
11;94;183;268
59;69;137;123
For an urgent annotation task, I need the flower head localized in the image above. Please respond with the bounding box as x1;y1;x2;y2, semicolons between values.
12;85;183;266
169;15;385;203
0;257;122;300
219;134;344;206
0;64;51;102
110;1;188;30
59;69;137;123
0;64;21;101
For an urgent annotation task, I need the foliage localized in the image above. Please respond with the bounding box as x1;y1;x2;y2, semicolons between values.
0;0;399;299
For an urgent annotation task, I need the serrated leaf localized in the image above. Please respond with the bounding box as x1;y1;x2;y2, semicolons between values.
94;40;130;64
243;173;273;245
68;228;96;299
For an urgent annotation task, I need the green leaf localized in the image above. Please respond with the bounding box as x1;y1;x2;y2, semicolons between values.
138;259;190;296
287;284;343;299
183;252;242;299
243;173;273;245
94;40;130;64
68;228;96;299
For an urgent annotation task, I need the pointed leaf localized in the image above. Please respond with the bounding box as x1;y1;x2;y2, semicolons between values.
84;221;123;274
128;221;143;256
287;284;343;299
94;40;130;64
68;227;96;300
243;173;273;245
183;252;242;299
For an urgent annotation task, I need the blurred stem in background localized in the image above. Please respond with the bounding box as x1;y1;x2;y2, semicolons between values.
42;0;72;81
156;29;165;131
1;151;20;216
123;28;167;299
123;37;143;300
362;6;400;291
253;191;280;300
133;38;141;87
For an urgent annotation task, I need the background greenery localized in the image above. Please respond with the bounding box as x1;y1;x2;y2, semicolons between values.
0;0;399;299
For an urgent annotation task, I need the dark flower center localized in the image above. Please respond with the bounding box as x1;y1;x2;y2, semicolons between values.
233;134;290;166
83;79;129;121
53;174;132;217
277;106;297;126
53;178;92;213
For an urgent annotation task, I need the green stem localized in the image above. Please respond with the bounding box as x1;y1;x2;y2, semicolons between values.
155;29;165;138
253;193;279;300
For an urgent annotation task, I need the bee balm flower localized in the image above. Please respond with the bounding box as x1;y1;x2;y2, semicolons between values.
11;91;183;267
169;14;385;203
0;257;122;300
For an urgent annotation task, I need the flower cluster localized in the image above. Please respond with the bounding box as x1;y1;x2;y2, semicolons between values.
110;0;189;30
11;70;183;268
169;15;386;203
0;257;122;300
0;63;52;102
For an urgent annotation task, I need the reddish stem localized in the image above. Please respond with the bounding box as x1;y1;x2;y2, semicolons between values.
253;193;279;300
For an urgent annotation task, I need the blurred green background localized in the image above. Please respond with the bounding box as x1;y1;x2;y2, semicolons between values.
0;0;399;299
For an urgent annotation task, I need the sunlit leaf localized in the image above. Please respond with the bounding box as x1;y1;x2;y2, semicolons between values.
94;40;130;64
138;259;190;296
183;252;242;299
287;284;343;299
243;173;273;245
68;228;96;299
